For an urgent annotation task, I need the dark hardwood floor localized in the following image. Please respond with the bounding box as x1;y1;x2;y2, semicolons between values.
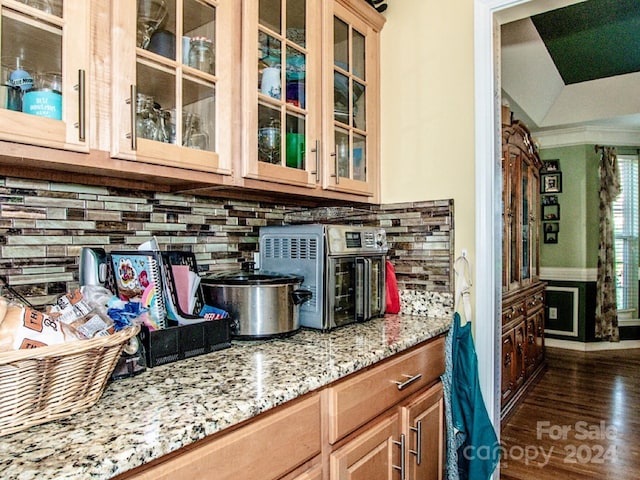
500;347;640;479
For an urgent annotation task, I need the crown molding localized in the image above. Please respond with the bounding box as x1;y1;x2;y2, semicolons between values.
533;125;640;148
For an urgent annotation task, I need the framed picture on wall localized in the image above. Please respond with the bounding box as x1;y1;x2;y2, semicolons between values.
542;203;560;221
542;159;560;172
541;172;562;193
544;231;558;244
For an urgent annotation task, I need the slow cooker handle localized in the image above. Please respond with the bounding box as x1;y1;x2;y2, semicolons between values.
291;289;313;305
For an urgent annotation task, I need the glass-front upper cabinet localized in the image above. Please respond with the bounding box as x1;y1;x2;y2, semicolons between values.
241;0;321;187
111;0;234;174
0;0;89;151
325;1;382;197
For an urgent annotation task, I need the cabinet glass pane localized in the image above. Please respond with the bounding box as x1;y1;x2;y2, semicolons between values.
335;128;349;179
258;103;282;164
352;28;365;80
184;0;216;73
353;133;366;181
334;17;348;68
521;159;530;280
259;0;281;33
1;7;62;117
17;0;62;16
285;45;305;108
259;32;282;98
334;71;349;124
183;77;215;151
285;113;305;169
509;153;518;284
180;0;218;74
353;81;365;129
286;0;305;48
136;63;175;143
532;176;539;277
137;0;170;49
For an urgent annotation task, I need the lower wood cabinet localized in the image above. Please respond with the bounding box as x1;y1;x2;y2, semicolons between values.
116;335;446;480
291;464;323;480
330;413;401;479
121;394;322;480
401;383;444;480
327;336;445;480
328;382;444;480
501;282;546;421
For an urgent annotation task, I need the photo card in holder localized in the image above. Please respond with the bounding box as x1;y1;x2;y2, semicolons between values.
110;251;167;330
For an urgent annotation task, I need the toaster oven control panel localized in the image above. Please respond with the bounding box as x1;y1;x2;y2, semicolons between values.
327;226;387;255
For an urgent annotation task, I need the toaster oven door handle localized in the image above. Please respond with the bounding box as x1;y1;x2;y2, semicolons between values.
355;257;372;322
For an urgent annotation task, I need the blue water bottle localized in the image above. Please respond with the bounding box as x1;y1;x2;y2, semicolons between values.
7;58;33;111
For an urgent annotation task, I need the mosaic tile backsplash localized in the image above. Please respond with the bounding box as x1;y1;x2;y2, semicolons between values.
0;176;453;312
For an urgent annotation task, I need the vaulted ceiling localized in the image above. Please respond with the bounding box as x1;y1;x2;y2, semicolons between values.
500;0;640;136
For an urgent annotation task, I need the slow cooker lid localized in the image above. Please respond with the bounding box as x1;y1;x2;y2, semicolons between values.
202;270;304;285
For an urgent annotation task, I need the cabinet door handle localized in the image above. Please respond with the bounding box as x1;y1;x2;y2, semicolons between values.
126;84;137;150
393;433;406;480
75;69;86;142
310;140;321;183
394;373;422;391
331;148;339;184
409;420;423;465
504;352;511;367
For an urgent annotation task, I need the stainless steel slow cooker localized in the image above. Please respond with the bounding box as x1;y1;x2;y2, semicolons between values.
201;271;312;339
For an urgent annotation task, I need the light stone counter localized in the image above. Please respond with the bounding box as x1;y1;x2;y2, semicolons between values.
0;313;451;480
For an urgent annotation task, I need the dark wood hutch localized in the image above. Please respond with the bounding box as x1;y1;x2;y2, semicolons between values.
501;106;546;422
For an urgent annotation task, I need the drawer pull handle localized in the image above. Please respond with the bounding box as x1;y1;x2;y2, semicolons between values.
410;420;423;465
394;373;422;391
393;433;406;480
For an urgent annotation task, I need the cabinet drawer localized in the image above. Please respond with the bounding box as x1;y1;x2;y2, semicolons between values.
326;336;445;444
502;300;525;326
526;291;545;313
126;394;321;480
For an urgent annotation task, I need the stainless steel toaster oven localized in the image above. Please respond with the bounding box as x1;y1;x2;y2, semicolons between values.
259;224;388;330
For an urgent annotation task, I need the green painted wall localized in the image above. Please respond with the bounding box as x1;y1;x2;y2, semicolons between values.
539;145;599;269
540;144;639;270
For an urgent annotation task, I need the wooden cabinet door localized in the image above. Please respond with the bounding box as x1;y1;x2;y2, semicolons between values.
526;307;545;371
501;329;516;406
240;0;322;189
514;320;526;389
322;0;383;198
111;0;235;174
330;413;401;480
401;383;444;480
0;0;89;151
292;464;323;480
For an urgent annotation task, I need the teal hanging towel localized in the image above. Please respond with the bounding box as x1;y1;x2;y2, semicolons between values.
447;311;500;479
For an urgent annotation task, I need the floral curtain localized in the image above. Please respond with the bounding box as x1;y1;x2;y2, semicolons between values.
596;146;621;342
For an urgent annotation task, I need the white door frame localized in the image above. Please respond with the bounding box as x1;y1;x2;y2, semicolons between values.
473;0;534;432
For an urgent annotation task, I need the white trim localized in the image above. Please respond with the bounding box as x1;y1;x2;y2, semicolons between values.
618;318;640;327
540;267;596;282
535;125;640;149
475;0;504;439
545;286;579;336
547;338;640;351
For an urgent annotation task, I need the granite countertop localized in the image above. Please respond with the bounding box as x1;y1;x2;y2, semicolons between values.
0;314;451;480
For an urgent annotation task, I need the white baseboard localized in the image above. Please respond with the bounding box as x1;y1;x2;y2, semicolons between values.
546;338;640;351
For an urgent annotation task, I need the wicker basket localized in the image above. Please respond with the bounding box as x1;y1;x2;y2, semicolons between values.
0;325;140;436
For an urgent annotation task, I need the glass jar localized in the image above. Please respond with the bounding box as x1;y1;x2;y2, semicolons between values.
183;112;209;150
136;93;160;140
258;117;281;164
22;72;62;120
188;37;214;74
